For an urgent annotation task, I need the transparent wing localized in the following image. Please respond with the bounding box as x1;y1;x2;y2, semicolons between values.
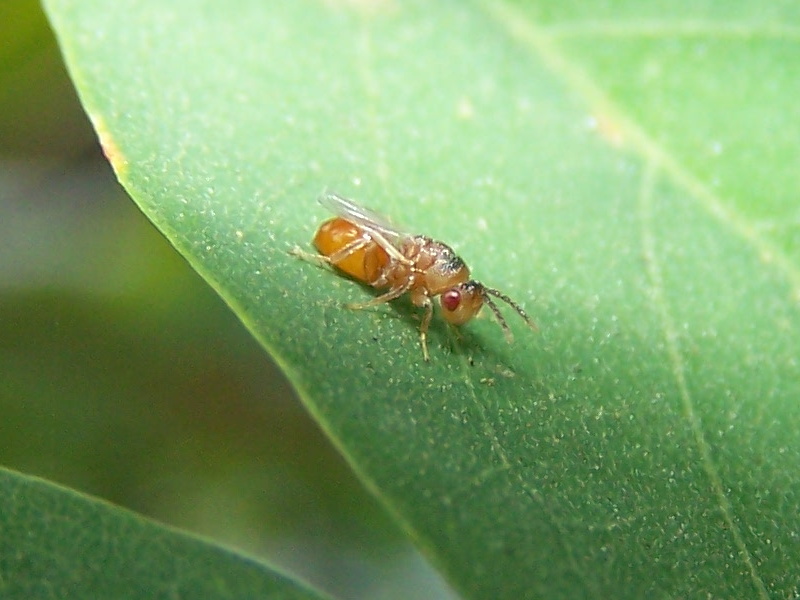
318;192;409;243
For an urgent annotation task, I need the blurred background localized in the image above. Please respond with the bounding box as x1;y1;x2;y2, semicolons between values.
0;2;455;598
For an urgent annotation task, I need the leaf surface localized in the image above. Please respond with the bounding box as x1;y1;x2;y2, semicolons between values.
0;468;328;599
43;0;800;598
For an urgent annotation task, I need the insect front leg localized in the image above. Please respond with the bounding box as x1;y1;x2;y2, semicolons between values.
418;298;433;362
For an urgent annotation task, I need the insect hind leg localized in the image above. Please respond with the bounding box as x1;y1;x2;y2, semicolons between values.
326;236;372;265
288;245;329;267
289;236;371;270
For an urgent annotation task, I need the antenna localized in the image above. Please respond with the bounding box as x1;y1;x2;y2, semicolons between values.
481;286;538;342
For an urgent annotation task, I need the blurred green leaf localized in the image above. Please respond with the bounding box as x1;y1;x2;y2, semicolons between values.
0;467;329;599
41;0;800;598
0;161;433;597
0;1;94;156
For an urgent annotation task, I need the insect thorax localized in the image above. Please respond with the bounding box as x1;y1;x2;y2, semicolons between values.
404;236;470;294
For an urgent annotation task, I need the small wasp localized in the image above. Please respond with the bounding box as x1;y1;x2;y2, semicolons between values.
293;192;537;361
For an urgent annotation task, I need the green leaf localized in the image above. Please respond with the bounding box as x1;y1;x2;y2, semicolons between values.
42;0;800;598
0;467;329;599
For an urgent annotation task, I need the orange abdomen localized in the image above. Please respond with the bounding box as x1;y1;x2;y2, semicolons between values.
313;218;389;285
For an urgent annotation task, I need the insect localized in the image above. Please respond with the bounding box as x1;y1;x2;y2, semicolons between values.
293;192;537;361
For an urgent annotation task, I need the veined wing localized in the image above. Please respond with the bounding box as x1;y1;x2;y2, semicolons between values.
318;192;409;244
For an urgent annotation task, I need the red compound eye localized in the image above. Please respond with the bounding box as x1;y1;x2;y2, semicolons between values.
442;289;461;311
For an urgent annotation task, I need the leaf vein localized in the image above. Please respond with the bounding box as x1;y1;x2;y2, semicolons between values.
638;161;769;599
547;20;800;40
481;0;800;300
455;354;601;596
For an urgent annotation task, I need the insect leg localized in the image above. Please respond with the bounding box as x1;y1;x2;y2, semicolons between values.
325;236;371;265
288;245;329;266
418;298;433;362
364;228;414;266
346;279;413;310
289;236;371;269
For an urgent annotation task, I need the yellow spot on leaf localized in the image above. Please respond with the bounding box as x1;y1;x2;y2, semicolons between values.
90;113;128;177
587;111;626;148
